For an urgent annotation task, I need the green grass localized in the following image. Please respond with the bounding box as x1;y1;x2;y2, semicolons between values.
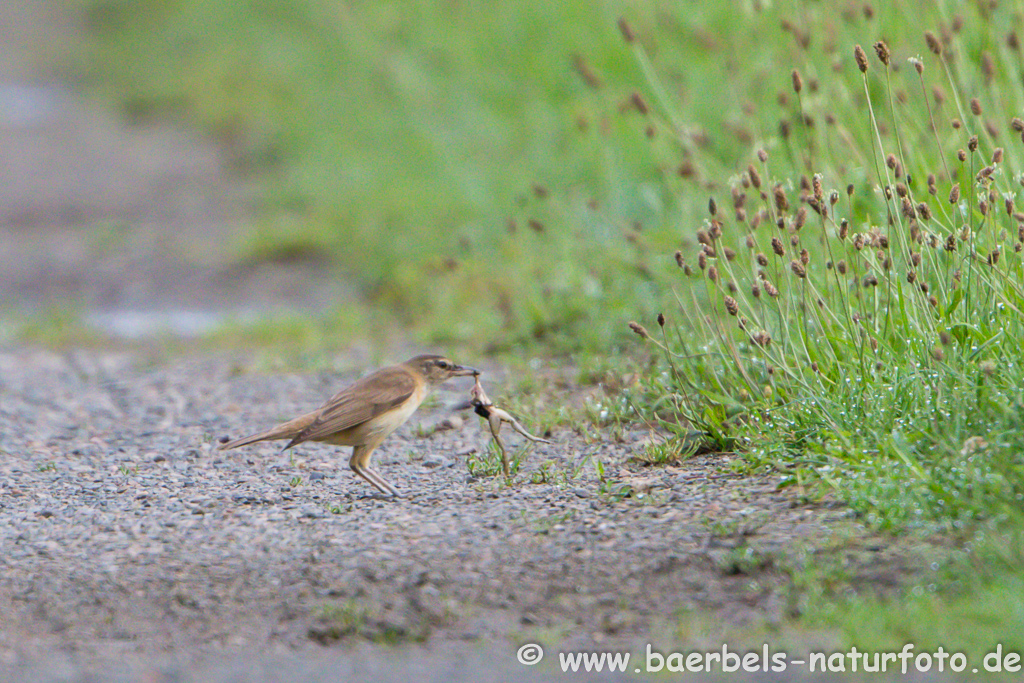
7;305;105;348
779;524;1024;668
649;522;1024;672
607;0;1024;654
622;2;1024;529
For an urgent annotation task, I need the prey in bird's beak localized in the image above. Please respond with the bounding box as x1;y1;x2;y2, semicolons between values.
456;375;551;477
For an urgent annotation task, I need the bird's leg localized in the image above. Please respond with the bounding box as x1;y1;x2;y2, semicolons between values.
354;463;398;497
349;444;400;497
363;466;401;497
352;462;390;496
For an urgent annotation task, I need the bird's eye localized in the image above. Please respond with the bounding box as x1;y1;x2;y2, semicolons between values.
437;360;450;369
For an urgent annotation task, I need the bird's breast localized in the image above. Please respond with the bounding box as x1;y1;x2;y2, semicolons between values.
367;382;428;439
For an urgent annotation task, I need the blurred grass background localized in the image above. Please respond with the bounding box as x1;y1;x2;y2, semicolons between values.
69;1;1024;352
69;0;831;351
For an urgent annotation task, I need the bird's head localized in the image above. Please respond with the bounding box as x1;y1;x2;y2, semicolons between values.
405;354;480;385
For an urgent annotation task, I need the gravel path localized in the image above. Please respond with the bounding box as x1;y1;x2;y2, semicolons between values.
0;6;347;336
0;345;944;682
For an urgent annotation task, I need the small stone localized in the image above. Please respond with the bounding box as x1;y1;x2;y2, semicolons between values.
300;505;324;519
458;627;482;641
435;415;464;432
422;454;453;469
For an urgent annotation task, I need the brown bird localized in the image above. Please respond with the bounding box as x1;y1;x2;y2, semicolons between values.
219;354;479;496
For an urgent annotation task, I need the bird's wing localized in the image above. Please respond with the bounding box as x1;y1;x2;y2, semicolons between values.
287;367;418;447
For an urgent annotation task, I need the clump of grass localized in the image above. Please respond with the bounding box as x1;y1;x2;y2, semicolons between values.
625;14;1024;528
632;431;712;466
466;440;525;479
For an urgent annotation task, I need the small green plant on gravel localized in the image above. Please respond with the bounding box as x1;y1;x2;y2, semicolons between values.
621;12;1024;530
35;462;57;473
466;440;525;479
714;544;775;576
632;433;702;466
289;475;303;488
702;517;744;538
309;601;370;644
520;508;577;534
592;453;607;484
581;393;635;431
592;455;631;501
564;453;593;483
464;448;498;478
529;460;556;485
540;458;591;488
314;599;443;645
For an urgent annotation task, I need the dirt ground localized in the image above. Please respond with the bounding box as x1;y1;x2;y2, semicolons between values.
0;5;346;331
0;6;949;683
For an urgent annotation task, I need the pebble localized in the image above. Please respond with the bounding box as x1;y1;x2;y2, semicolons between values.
421;454;453;469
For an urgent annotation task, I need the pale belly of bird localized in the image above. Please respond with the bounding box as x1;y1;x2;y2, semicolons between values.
315;387;426;447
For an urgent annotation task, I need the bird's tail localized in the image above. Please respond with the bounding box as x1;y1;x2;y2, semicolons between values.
218;412;318;450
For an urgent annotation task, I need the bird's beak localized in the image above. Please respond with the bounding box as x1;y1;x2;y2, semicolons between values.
452;364;480;377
